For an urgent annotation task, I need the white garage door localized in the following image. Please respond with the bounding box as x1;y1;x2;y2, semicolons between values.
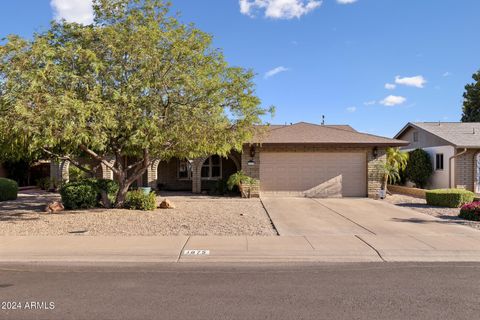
260;152;367;197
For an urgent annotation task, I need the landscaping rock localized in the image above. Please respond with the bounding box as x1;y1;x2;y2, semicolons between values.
159;199;175;209
44;201;65;214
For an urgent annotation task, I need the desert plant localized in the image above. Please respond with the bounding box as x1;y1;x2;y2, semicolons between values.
227;171;257;197
459;202;480;221
379;148;409;195
227;171;255;190
405;149;433;188
60;182;98;210
125;190;156;211
0;177;18;201
426;189;475;208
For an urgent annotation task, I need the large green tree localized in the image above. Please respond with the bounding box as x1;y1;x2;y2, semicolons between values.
0;0;270;207
461;70;480;122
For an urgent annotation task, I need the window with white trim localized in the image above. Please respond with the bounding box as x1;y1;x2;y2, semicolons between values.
435;154;444;171
201;155;222;179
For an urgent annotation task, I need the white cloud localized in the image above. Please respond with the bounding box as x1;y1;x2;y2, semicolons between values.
443;71;452;77
380;95;406;106
363;100;376;106
385;83;396;90
395;75;427;88
239;0;322;19
346;106;357;113
264;66;289;79
337;0;358;4
51;0;94;24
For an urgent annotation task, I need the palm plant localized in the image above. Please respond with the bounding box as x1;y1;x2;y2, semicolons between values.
381;147;409;195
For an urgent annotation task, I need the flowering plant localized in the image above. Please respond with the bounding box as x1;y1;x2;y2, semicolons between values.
459;201;480;221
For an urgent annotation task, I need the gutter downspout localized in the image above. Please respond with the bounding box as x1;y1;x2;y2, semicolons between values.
449;148;468;188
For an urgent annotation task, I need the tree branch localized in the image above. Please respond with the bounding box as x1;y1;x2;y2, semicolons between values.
41;148;93;175
79;144;119;175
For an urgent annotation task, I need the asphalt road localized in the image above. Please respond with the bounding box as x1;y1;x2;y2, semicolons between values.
1;262;480;320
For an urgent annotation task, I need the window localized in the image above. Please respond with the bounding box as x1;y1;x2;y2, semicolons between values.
201;155;222;179
435;154;444;171
413;131;419;142
178;159;192;180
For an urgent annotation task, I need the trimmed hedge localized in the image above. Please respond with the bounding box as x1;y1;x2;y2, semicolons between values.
426;189;475;208
0;178;18;201
60;182;98;209
125;190;156;211
60;179;119;210
459;202;480;221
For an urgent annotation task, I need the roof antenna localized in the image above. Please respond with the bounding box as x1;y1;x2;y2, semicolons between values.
321;115;325;126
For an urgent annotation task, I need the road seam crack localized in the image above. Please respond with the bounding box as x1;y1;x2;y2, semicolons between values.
312;199;376;235
355;235;386;262
176;236;190;263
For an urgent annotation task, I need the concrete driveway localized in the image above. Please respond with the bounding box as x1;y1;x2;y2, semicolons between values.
261;197;479;236
261;197;480;262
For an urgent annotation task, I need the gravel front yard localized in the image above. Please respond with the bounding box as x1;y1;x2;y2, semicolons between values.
384;193;480;230
0;190;277;236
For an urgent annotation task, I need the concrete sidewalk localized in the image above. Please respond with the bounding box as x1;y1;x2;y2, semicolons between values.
3;234;480;263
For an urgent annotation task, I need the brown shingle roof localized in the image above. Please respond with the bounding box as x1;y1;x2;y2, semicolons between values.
253;122;408;146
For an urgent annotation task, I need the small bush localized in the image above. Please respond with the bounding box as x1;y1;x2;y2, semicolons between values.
0;178;18;201
60;182;98;209
125;190;156;211
426;189;475;208
405;149;433;188
459;202;480;221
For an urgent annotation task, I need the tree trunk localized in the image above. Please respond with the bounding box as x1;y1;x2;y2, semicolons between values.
115;183;130;208
113;165;150;208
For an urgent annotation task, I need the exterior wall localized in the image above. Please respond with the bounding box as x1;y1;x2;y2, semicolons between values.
419;146;455;189
156;159;192;191
243;144;386;198
455;149;480;193
397;126;451;149
153;154;241;192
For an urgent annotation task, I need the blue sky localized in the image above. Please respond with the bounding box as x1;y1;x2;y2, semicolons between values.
1;0;479;137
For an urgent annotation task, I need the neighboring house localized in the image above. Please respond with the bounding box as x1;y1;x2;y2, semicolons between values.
48;122;407;198
394;122;480;194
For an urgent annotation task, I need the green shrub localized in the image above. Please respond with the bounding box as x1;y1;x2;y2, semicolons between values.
459;202;480;221
405;149;433;188
227;171;256;190
60;182;98;209
36;177;51;191
60;179;120;210
0;178;18;201
125;190;156;211
426;189;475;208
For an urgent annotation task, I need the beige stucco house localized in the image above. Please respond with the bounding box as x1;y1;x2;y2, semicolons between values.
46;122;407;198
395;122;480;194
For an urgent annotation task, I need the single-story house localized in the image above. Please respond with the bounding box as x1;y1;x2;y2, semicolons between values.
394;122;480;194
46;122;407;198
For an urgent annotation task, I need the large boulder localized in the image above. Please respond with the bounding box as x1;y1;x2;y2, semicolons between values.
44;201;65;214
159;199;175;209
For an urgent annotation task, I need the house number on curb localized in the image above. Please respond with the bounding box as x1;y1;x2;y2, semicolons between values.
183;250;210;256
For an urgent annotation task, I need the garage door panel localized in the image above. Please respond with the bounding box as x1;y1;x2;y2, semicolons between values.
260;152;367;197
